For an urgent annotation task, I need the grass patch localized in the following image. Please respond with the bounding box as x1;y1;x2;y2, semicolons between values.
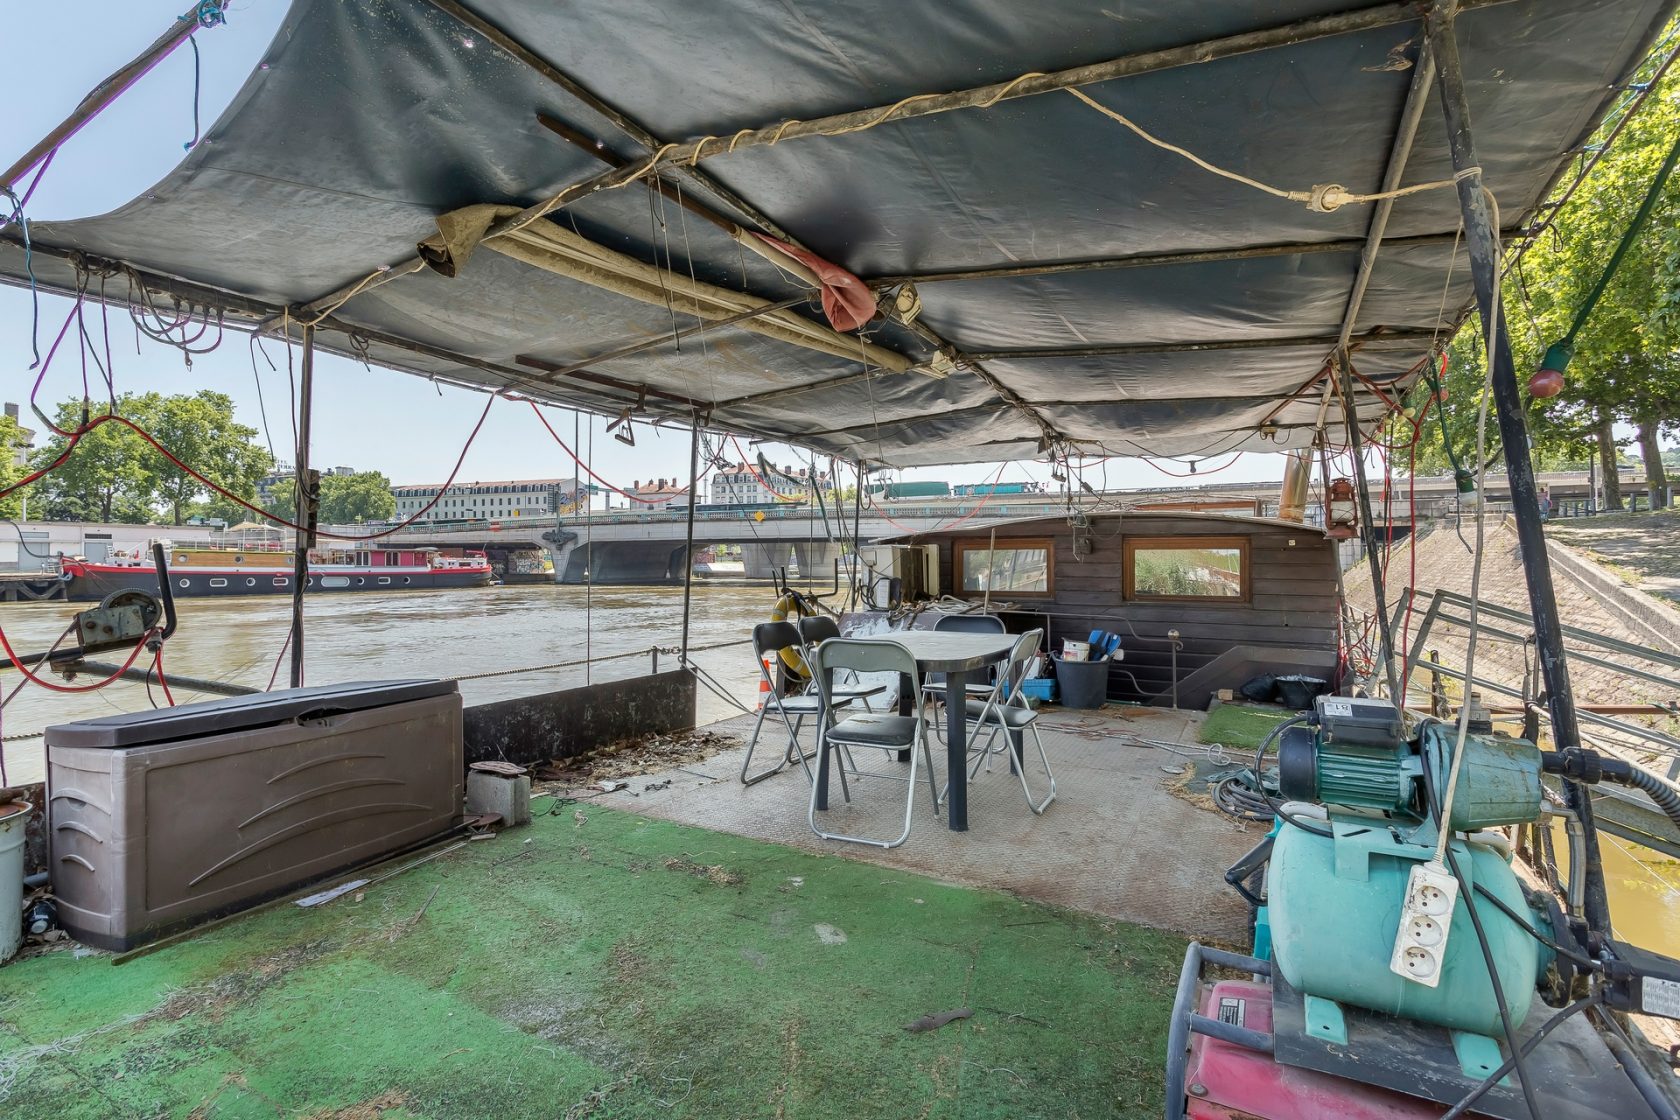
1198;702;1295;751
0;806;1188;1119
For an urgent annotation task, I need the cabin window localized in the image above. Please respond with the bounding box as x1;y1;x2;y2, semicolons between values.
955;538;1053;597
1123;536;1249;602
208;578;228;588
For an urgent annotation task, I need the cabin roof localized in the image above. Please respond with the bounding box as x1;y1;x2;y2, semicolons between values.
877;508;1332;541
2;0;1671;466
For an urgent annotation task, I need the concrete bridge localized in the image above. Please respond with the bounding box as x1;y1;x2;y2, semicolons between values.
342;467;1646;585
366;505;999;583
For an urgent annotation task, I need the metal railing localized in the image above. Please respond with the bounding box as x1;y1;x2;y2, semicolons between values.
1391;586;1680;857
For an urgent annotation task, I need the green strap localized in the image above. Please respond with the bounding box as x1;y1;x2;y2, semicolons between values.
1562;128;1680;348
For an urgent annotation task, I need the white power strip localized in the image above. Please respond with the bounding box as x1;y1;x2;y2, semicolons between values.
1390;860;1459;987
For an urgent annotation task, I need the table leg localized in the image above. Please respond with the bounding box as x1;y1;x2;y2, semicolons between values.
946;669;968;831
813;732;831;811
896;671;914;762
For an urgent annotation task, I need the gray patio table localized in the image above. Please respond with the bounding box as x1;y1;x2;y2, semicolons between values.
812;629;1016;832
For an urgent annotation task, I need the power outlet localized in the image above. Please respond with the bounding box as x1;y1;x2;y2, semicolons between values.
1390;861;1458;987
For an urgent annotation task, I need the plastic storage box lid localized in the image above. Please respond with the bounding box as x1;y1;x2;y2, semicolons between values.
45;679;459;749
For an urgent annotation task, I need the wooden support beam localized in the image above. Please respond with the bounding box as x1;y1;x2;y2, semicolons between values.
966;328;1435;362
873;232;1468;286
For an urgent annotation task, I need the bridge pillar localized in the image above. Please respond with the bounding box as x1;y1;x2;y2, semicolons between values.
741;543;790;580
791;541;843;582
584;542;682;584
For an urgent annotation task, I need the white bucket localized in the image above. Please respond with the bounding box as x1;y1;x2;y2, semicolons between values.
1060;639;1090;662
0;802;30;961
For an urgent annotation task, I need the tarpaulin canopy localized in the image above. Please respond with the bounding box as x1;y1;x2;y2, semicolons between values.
1;0;1671;467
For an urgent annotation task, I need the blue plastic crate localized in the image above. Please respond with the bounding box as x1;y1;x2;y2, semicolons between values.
1018;677;1057;703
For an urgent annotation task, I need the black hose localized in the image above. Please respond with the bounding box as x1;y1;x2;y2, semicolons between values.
1439;991;1603;1120
1604;758;1680;832
1442;842;1546;1120
1469;881;1597;972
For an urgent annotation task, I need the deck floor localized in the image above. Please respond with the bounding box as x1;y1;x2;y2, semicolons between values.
610;704;1257;942
0;702;1263;1119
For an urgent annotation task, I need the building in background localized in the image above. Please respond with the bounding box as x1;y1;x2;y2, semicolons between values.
391;478;581;522
622;478;694;512
710;462;834;506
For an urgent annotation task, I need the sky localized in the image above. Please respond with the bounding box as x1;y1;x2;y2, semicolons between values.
4;1;1329;499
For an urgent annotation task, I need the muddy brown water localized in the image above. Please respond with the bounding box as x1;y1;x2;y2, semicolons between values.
0;583;768;784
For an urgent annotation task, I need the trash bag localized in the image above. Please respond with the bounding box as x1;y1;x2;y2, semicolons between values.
1238;674;1278;703
1275;674;1330;710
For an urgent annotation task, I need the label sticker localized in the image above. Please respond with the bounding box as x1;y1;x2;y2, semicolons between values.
1322;699;1354;718
1217;997;1246;1027
1643;976;1680;1019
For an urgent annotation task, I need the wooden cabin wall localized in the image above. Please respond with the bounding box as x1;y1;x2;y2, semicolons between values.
923;516;1338;704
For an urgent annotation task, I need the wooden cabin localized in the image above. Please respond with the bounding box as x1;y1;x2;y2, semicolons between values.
887;511;1340;708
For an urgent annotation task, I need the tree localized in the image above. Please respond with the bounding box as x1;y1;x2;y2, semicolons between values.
27;398;154;523
136;391;272;525
1410;72;1680;509
265;471;396;526
0;413;29;520
319;471;395;524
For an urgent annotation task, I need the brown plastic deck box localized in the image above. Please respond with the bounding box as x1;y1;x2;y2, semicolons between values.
46;679;463;950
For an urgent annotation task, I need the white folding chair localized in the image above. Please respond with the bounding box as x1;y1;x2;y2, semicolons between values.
809;638;941;849
945;628;1057;815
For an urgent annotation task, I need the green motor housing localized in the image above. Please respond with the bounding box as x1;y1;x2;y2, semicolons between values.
1418;722;1543;831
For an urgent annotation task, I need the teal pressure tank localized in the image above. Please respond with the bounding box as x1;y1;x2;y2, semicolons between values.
1267;821;1548;1036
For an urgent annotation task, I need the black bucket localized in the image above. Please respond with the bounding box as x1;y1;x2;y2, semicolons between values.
1052;655;1109;710
1275;674;1329;711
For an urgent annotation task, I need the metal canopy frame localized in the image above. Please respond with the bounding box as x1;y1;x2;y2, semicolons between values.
5;0;1663;468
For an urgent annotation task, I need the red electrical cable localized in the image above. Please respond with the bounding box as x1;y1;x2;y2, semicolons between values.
726;436;804;503
528;402;714;503
0;626;156;694
152;647;176;707
5;395;502;543
266;629;293;692
1141;452;1244;479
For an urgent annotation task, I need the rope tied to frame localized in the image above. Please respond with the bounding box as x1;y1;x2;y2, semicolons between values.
182;1;227;30
1063;87;1482;212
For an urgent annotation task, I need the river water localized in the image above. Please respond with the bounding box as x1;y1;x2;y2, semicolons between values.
2;584;1674;954
0;584;769;785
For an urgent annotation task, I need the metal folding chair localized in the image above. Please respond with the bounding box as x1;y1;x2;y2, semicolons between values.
796;616;887;712
741;621;862;786
809;638;941;849
945;628;1057;815
921;612;1007;740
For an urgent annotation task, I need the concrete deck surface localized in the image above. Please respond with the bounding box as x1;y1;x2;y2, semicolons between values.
589;703;1258;942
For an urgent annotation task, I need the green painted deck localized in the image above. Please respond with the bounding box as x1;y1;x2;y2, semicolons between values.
0;806;1188;1119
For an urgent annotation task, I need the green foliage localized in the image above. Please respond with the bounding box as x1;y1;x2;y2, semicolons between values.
1412;81;1680;473
28;398;155;523
23;393;271;525
0;414;29;520
265;470;397;526
319;471;396;524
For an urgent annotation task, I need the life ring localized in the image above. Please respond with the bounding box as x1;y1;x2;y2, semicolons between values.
769;593;811;678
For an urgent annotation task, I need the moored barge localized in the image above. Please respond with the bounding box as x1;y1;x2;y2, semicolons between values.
58;544;493;600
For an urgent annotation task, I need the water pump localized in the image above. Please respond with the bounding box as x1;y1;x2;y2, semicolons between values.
1265;695;1550;1037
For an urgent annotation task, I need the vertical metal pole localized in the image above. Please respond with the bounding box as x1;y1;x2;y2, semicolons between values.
1335;350;1404;707
679;417;700;662
1427;4;1608;930
289;325;317;690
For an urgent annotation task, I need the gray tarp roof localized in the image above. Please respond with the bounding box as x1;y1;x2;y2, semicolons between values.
1;0;1672;467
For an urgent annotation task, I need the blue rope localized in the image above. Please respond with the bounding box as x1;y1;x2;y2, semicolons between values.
0;187;42;369
184;36;203;150
184;1;226;30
